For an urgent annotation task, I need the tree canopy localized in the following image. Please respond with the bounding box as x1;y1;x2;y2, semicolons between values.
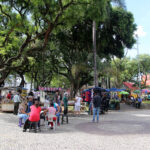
0;0;138;94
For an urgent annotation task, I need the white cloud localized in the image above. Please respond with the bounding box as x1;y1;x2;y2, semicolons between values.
134;25;146;37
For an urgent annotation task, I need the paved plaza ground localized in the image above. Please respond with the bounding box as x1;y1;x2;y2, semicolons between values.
1;104;150;150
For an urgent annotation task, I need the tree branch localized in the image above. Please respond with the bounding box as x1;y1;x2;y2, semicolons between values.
0;4;11;20
0;23;20;48
4;34;31;66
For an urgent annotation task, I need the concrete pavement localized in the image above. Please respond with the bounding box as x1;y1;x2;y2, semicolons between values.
1;104;150;150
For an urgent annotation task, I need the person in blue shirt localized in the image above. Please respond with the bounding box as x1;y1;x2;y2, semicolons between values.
26;96;33;113
54;101;61;126
136;97;142;109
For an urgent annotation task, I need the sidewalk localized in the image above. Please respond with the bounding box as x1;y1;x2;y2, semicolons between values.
1;107;150;150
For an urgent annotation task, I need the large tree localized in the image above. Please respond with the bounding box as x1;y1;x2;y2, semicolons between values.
1;0;109;86
47;6;136;96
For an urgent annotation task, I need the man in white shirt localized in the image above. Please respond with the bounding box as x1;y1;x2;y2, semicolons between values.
13;92;21;115
74;95;82;116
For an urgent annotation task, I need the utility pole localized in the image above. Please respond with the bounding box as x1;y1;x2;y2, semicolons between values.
136;34;141;89
93;21;98;87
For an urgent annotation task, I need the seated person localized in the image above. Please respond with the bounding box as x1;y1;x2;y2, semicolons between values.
23;100;41;132
18;102;28;126
54;100;61;126
26;96;33;113
46;102;57;129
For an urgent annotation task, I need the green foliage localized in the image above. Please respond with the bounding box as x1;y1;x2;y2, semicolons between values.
0;0;110;86
51;74;70;88
97;7;136;58
99;54;150;89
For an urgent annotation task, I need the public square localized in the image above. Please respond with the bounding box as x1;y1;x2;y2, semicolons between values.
1;104;150;150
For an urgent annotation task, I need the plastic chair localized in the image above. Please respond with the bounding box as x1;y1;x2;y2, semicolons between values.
47;114;57;130
29;121;39;133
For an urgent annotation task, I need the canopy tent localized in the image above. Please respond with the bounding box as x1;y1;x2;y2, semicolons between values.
119;91;129;95
93;87;109;92
109;88;125;92
123;82;139;90
141;89;150;93
82;87;109;93
133;90;141;94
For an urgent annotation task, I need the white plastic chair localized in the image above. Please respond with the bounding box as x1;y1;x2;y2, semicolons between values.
47;114;57;130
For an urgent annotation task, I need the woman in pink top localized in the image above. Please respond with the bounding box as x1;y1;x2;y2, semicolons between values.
29;103;41;122
23;100;41;132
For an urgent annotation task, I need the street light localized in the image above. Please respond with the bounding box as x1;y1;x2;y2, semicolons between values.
135;34;141;89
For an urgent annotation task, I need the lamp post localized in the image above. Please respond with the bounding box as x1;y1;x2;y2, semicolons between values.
93;20;98;87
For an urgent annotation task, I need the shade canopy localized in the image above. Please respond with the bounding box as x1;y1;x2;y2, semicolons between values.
120;91;129;95
133;90;141;94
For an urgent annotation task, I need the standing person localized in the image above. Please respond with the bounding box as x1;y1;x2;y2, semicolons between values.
44;95;50;108
106;93;110;112
63;93;68;115
101;93;107;113
137;97;142;108
13;92;21;115
58;92;62;106
93;92;101;123
55;91;61;106
7;91;12;100
74;94;82;116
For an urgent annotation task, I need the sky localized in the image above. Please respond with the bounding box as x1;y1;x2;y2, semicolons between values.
126;0;150;58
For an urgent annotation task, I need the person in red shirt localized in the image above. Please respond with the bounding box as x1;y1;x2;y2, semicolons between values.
23;100;41;132
29;101;41;122
7;91;11;100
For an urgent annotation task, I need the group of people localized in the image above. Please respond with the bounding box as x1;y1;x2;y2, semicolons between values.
130;96;142;108
17;91;70;132
2;88;110;132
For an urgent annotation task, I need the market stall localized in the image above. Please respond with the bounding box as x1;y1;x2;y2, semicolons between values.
0;87;16;112
0;87;26;112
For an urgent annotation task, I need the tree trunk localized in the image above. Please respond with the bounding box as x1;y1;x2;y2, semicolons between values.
30;72;33;91
70;79;79;99
19;74;25;87
0;79;5;87
0;71;10;87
